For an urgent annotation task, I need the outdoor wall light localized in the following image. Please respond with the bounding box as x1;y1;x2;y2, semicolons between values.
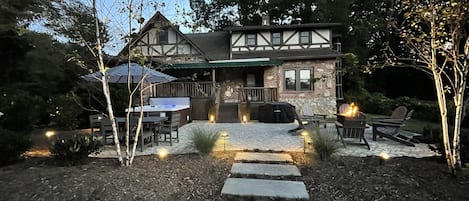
379;151;390;165
157;148;169;160
301;131;308;154
221;132;229;152
45;131;55;139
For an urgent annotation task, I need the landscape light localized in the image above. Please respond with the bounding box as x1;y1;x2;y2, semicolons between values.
379;151;390;165
220;132;229;152
45;131;55;138
301;131;308;154
157;148;169;160
209;115;215;123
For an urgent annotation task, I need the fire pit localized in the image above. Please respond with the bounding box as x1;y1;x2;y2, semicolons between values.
335;103;369;149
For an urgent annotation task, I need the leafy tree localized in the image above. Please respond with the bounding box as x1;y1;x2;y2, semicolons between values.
387;0;468;174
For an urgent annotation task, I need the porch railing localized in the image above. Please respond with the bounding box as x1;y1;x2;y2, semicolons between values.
238;87;278;103
151;81;214;97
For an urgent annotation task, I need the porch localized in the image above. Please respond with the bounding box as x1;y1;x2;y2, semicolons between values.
150;81;278;103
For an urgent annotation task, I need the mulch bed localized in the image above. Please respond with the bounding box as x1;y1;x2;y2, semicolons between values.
1;152;469;201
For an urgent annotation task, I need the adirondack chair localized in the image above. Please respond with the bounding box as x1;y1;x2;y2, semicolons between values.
335;113;369;149
372;110;415;146
300;104;327;128
372;106;408;124
338;103;350;114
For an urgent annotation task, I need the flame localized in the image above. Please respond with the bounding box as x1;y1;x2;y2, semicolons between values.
342;103;359;117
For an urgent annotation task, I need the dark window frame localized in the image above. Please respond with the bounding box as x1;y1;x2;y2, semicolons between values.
246;33;257;46
271;32;282;45
299;31;310;44
158;28;169;44
284;68;314;91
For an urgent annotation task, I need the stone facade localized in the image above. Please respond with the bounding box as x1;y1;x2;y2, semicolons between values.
273;60;337;116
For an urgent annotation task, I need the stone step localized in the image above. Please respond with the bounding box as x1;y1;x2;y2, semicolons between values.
234;152;293;164
230;163;301;178
221;178;309;200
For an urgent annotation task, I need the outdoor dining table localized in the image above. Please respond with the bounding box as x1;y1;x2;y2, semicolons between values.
115;116;167;151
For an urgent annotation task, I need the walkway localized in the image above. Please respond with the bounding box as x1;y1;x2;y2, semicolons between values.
95;121;439;158
221;152;309;200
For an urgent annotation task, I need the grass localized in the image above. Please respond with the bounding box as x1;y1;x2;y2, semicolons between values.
187;127;219;155
307;126;339;161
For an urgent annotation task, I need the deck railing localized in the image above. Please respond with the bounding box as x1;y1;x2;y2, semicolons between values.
238;87;278;103
151;82;214;97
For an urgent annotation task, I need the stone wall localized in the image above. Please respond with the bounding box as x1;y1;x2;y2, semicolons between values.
275;60;337;116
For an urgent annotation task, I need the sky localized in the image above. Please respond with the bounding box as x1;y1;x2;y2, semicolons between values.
31;0;194;56
95;0;193;55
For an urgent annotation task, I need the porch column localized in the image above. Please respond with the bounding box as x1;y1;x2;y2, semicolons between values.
212;68;216;84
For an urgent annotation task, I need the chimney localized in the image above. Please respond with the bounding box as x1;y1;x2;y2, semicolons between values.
262;15;270;26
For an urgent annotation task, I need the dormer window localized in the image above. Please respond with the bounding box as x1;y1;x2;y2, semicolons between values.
271;32;282;45
299;31;310;44
246;33;257;46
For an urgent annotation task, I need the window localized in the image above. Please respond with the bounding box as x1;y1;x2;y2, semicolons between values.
299;31;310;44
299;70;312;90
158;28;168;44
284;70;296;91
246;33;257;46
284;69;313;91
271;32;282;45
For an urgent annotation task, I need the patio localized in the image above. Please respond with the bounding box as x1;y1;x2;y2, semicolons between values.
95;121;439;158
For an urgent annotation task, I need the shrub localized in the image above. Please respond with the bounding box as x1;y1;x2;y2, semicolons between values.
311;128;339;161
51;94;83;130
0;128;32;166
50;135;102;165
187;127;219;155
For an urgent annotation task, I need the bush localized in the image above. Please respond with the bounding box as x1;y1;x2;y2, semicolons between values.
0;129;32;166
51;94;83;130
50;135;102;165
187;127;219;155
311;128;339;161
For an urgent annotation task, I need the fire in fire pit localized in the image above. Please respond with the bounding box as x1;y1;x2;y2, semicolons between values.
342;103;359;117
337;103;363;124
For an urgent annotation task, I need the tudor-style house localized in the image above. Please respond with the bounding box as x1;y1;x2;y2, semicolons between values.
120;12;342;122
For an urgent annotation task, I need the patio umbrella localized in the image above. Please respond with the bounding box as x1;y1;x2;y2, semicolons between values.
81;63;176;84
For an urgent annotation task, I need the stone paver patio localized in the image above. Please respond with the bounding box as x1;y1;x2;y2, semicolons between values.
95;121;439;158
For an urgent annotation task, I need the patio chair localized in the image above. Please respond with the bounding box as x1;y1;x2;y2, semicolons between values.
372;106;408;123
372;110;415;146
89;114;103;137
335;113;370;149
300;104;327;128
155;113;180;146
99;117;115;145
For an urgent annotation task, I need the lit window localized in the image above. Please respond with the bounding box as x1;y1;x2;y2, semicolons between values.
272;32;281;45
246;33;256;46
300;31;310;44
284;69;313;91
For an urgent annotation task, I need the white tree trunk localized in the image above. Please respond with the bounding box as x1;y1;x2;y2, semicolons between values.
92;0;124;165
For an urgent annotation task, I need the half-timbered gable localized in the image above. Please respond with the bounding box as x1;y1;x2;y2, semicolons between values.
123;12;208;63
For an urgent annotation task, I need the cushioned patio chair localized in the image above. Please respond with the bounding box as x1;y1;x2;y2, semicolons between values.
300;104;327;128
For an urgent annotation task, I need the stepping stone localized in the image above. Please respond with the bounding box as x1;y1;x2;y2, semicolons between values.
221;178;309;200
235;152;293;164
231;163;301;177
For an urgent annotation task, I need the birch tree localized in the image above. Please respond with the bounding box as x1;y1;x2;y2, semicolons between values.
87;0;166;166
389;0;468;174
